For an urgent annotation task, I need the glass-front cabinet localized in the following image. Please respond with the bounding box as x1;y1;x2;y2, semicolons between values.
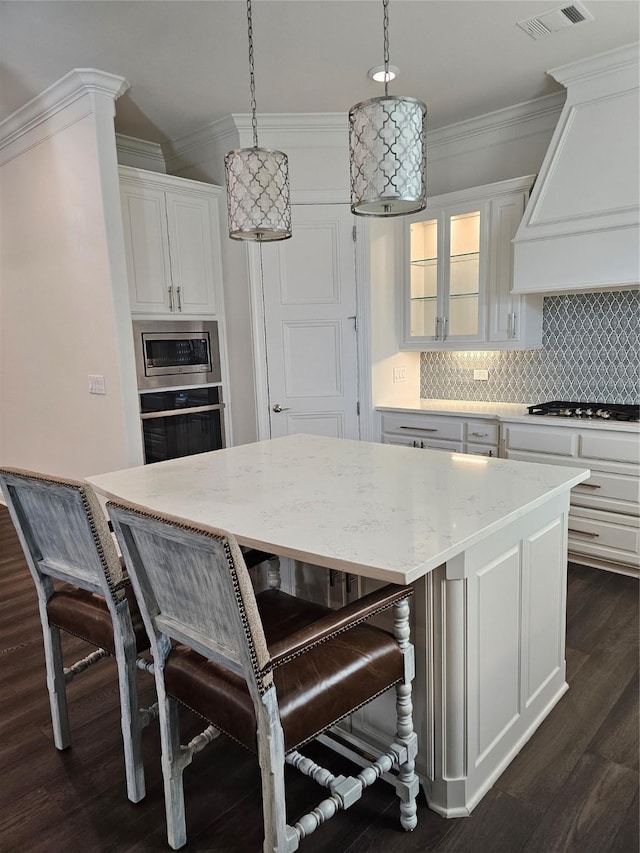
401;177;543;351
409;204;485;344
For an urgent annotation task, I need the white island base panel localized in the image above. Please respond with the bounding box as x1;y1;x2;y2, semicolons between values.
332;491;571;818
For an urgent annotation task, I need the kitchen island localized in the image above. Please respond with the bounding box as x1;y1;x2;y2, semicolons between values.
87;434;589;817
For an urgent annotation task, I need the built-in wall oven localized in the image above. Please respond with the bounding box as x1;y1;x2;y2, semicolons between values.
140;386;225;464
132;321;226;464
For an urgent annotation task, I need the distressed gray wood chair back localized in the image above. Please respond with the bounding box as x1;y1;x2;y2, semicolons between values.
0;468;123;599
109;498;419;853
108;499;271;694
0;467;154;804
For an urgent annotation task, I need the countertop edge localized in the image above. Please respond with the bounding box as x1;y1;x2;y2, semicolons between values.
376;401;640;431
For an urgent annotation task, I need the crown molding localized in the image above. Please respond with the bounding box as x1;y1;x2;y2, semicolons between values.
0;69;129;156
164;94;564;176
549;41;639;88
164;111;349;171
116;133;166;172
426;92;565;161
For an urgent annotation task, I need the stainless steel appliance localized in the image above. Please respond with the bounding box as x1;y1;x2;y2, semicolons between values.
140;387;225;464
132;320;221;390
528;401;640;422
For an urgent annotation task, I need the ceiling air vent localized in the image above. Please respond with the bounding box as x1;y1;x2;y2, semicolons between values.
517;2;594;40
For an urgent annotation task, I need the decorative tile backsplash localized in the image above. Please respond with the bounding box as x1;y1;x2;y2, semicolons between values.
420;291;640;404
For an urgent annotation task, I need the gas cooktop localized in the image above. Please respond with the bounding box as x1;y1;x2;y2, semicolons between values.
528;401;640;422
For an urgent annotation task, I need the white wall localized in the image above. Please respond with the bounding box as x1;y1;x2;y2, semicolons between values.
0;73;142;479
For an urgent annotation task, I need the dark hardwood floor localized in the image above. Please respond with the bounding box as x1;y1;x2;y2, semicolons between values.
1;505;638;852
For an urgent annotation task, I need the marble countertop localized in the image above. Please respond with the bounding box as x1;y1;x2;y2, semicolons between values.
377;399;530;419
377;399;640;431
87;434;588;585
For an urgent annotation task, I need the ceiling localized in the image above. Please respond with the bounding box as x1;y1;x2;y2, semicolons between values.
1;1;638;143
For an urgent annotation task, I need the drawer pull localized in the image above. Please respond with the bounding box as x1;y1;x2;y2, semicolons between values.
470;431;488;437
399;426;438;433
568;528;600;539
574;482;602;490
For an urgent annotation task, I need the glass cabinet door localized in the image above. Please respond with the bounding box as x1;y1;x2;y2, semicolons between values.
445;209;481;339
409;218;439;339
404;201;487;347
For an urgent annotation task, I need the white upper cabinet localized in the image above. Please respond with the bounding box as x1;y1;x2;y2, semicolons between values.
119;167;224;316
512;44;640;294
400;177;542;351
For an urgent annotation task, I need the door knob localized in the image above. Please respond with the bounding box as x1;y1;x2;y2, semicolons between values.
272;403;290;413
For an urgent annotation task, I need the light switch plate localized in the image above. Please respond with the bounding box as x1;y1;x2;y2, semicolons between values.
393;366;407;383
473;369;489;381
88;374;106;395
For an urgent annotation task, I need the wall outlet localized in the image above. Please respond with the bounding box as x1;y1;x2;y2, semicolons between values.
473;369;489;381
393;366;407;383
88;374;106;395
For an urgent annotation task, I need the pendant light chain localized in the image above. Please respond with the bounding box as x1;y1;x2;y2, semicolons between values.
247;0;259;148
383;0;390;96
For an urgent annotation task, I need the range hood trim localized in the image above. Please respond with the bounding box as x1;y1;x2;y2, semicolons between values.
512;43;640;295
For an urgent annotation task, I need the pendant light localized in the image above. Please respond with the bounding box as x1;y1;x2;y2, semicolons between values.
349;0;427;216
224;0;292;241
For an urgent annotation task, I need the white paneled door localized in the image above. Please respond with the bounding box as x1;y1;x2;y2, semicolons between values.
260;204;360;440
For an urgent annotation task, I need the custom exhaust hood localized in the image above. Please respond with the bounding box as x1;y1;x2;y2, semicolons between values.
512;43;639;294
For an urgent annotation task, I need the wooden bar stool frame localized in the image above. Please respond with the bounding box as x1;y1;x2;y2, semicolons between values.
109;498;419;852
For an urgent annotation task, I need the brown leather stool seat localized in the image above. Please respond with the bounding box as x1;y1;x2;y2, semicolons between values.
164;589;403;753
47;583;150;655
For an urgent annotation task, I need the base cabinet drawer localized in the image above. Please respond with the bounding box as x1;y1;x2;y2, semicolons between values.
505;425;577;457
502;419;640;575
382;434;463;453
580;432;640;465
381;413;464;441
568;510;640;567
467;443;498;457
572;470;640;513
465;422;499;446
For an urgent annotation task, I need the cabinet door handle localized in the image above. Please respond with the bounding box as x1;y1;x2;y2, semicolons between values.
442;316;448;341
176;286;182;312
400;426;438;432
574;482;602;490
509;312;517;338
168;286;174;311
435;317;441;340
470;431;488;437
568;528;600;538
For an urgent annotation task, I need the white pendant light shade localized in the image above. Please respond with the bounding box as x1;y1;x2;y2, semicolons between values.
224;146;291;241
349;94;427;216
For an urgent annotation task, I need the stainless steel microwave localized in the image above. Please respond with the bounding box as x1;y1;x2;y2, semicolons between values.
132;320;221;390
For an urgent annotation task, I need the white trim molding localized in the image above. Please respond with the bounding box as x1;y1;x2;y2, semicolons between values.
116;133;166;172
0;69;129;164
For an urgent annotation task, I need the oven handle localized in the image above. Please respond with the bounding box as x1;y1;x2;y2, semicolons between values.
140;404;224;420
